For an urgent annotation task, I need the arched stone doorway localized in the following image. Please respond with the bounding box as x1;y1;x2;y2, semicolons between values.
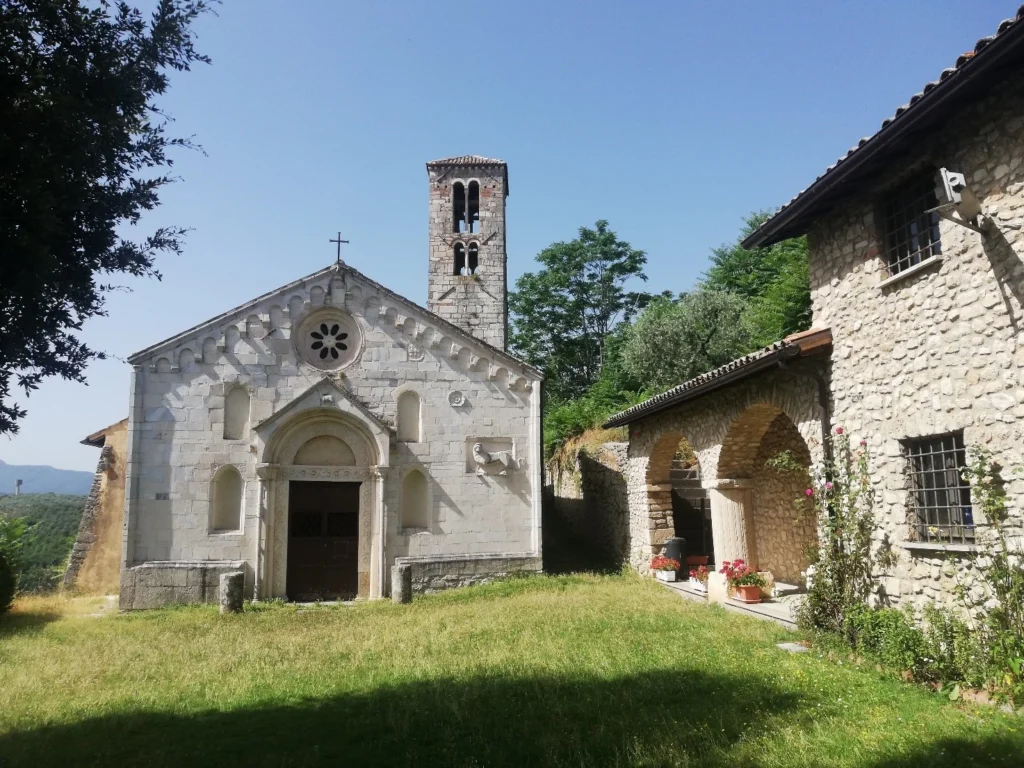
711;404;816;585
256;409;388;600
644;432;711;563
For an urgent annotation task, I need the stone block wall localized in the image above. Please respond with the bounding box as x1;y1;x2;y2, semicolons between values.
547;443;630;567
120;560;245;610
806;69;1024;609
427;161;508;349
395;553;542;594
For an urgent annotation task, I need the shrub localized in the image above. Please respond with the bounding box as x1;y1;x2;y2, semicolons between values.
0;550;15;615
845;603;927;674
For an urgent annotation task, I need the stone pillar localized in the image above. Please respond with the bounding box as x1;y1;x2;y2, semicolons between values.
705;479;757;602
392;563;412;604
219;571;244;614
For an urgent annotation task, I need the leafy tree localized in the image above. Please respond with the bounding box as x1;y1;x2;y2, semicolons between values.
620;291;754;392
509;221;652;402
702;212;811;346
0;493;85;591
0;0;216;435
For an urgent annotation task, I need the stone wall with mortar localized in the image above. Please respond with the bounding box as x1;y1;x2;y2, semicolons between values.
749;413;817;584
806;70;1024;610
623;362;825;573
427;161;508;350
120;561;245;610
64;420;128;594
547;443;630;567
120;262;542;610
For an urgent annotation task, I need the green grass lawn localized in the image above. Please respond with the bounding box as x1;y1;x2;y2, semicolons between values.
0;575;1021;767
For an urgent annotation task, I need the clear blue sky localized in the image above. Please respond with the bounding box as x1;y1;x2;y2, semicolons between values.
2;0;1014;472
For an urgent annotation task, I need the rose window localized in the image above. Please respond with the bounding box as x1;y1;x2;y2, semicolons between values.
310;322;349;361
293;308;361;370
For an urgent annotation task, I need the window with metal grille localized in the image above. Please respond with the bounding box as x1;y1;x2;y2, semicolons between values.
881;174;942;276
903;432;974;544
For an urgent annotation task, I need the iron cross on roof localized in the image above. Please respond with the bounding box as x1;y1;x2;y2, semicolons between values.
329;232;349;265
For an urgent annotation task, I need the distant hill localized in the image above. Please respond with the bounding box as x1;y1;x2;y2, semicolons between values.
0;459;93;496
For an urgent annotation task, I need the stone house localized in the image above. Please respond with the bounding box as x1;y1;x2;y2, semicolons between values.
97;156;543;610
562;7;1024;611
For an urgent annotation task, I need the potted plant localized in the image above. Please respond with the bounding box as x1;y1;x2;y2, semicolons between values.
650;555;681;582
719;559;766;604
688;565;709;593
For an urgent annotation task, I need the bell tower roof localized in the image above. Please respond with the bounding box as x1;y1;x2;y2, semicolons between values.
426;156;508;192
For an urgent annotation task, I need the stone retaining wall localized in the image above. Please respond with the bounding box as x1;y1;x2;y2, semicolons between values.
547;443;630;567
394;553;542;594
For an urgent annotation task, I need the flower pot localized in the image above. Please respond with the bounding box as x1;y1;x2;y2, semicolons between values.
688;578;707;594
654;570;677;582
685;555;709;567
734;584;762;604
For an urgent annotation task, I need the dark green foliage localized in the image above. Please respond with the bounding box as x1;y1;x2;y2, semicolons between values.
0;550;15;614
509;220;654;402
0;0;215;435
702;212;811;346
620;291;756;391
0;494;85;592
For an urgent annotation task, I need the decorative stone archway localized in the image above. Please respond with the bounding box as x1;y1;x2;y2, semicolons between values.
623;363;826;578
643;432;705;558
255;409;388;600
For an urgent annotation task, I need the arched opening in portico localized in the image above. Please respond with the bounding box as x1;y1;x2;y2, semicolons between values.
644;432;711;564
715;404;816;586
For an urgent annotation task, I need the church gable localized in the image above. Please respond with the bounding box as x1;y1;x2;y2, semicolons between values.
126;263;540;390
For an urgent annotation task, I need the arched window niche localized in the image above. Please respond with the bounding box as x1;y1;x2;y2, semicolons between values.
224;386;250;440
401;469;429;530
397;390;422;443
211;465;244;532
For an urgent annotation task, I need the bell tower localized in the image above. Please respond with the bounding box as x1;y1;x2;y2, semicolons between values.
426;156;508;350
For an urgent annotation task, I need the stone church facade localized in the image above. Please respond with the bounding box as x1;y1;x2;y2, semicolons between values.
113;156;543;609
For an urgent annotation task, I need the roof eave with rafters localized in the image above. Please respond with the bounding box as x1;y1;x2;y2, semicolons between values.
743;5;1024;248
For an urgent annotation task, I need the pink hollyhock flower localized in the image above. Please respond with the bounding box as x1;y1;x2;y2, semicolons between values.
835;426;844;435
805;488;814;496
860;439;867;447
825;481;834;491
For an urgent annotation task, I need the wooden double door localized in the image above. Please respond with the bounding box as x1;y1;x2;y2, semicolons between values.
287;481;361;601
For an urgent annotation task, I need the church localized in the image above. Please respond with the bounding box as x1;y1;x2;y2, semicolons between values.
112;156;544;609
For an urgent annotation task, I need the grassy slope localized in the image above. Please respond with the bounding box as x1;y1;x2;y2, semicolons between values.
0;493;85;591
0;575;1021;767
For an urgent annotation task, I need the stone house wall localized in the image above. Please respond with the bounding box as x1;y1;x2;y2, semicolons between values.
807;69;1024;609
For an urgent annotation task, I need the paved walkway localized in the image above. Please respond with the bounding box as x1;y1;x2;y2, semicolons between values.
659;579;802;630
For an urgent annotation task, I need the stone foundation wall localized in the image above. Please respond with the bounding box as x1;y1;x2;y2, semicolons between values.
547;443;630;566
120;560;246;610
394;553;542;594
749;414;816;584
807;69;1024;611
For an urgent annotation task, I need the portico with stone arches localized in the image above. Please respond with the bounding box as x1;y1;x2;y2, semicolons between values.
607;329;832;593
